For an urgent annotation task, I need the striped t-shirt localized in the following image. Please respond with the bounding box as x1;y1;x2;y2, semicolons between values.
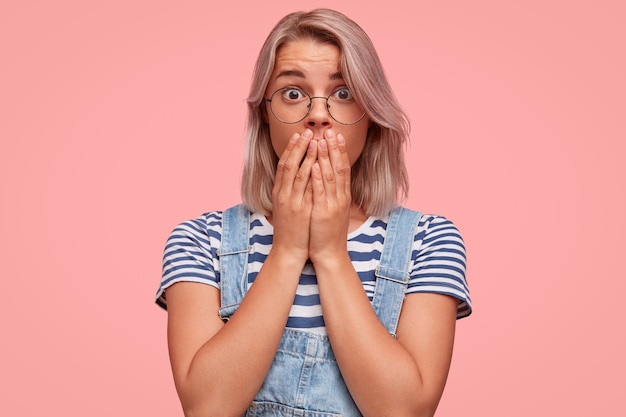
156;209;472;334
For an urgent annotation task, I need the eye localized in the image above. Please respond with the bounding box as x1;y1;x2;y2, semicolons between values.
281;88;307;102
331;87;353;101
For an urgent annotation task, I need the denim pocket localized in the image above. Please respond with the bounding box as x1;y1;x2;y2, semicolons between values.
246;401;342;417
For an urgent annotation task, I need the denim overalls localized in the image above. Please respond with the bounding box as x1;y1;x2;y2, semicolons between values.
218;204;421;416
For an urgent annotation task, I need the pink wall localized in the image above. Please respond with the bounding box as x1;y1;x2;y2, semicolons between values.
1;1;624;415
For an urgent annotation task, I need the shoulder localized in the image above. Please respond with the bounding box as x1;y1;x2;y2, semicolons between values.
385;206;464;249
164;211;226;250
407;211;466;273
165;205;269;254
413;213;464;251
398;209;471;318
157;210;225;309
162;210;225;279
170;210;223;235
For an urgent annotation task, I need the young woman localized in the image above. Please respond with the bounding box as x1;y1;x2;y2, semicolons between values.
156;9;471;417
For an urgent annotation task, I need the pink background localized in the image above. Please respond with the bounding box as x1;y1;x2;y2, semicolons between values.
1;0;624;415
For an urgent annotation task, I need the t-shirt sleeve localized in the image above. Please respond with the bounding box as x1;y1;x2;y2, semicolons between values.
155;213;221;310
407;215;472;319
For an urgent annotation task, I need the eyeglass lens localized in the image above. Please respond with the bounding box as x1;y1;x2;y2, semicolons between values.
268;87;365;125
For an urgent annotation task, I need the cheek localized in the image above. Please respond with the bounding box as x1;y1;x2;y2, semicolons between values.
347;144;365;166
268;123;292;158
344;125;370;166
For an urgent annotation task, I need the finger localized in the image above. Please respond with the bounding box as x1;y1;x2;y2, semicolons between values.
326;130;349;182
293;139;318;195
335;133;352;196
310;161;326;204
276;129;312;189
303;174;313;206
316;138;337;199
275;132;299;186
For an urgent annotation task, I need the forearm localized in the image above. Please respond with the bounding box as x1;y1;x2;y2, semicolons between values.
174;126;315;415
173;252;304;417
315;256;439;417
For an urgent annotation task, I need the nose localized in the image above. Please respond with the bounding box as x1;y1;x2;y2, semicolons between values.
306;97;331;127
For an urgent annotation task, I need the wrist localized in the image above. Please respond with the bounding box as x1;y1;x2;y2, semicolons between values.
309;251;352;274
267;246;309;270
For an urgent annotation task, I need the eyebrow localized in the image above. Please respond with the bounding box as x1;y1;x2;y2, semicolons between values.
274;70;344;80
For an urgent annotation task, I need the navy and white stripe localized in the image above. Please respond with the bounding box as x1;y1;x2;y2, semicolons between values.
156;210;472;334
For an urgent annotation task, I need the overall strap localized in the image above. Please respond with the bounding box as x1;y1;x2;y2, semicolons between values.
372;206;422;337
217;204;250;320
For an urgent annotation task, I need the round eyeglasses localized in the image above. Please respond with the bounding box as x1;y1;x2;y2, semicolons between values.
265;87;366;125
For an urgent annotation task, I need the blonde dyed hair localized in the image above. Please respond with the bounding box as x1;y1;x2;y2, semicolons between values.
241;8;410;217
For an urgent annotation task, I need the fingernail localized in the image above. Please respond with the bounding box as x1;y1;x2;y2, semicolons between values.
318;139;327;150
337;133;345;145
301;129;313;139
325;129;335;140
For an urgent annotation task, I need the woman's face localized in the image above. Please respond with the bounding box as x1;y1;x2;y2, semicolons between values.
264;39;370;165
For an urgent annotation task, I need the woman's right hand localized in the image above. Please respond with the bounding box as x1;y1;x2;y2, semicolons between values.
270;128;318;263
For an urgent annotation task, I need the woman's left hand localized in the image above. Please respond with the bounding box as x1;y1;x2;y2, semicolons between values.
308;129;352;263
